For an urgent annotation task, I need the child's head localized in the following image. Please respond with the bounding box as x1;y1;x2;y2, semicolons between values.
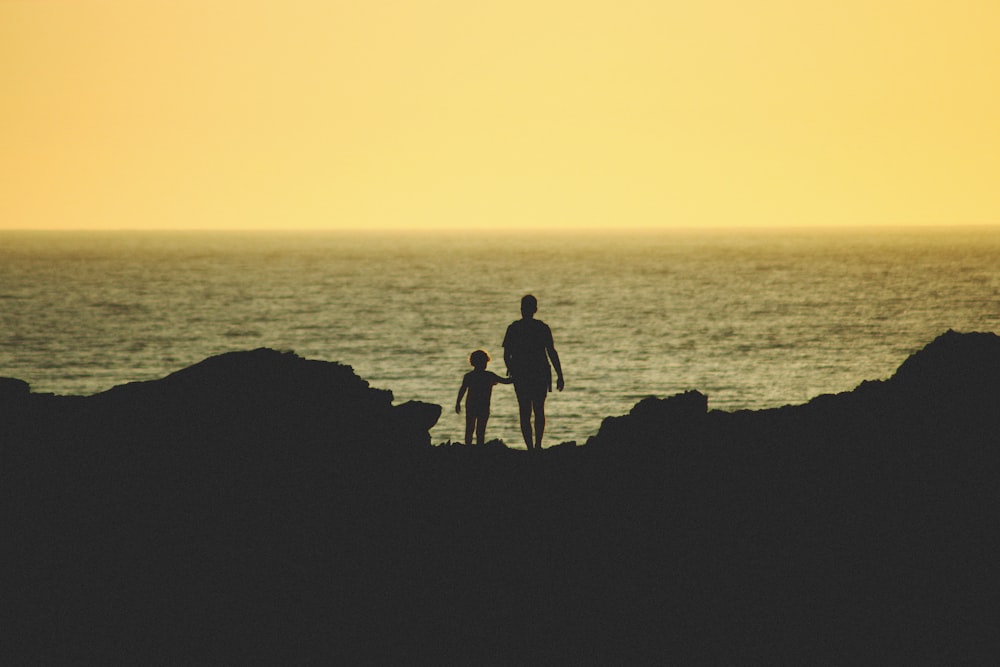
469;349;490;370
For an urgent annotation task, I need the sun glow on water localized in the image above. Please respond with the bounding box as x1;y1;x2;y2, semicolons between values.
2;228;999;446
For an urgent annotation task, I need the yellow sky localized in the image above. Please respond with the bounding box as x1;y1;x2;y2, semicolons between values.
2;0;998;231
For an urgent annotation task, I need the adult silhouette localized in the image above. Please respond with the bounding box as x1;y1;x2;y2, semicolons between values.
502;294;564;450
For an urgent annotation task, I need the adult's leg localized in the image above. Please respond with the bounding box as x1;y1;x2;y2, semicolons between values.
517;395;534;449
533;397;546;449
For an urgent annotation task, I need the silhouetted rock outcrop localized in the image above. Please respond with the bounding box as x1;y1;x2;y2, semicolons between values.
5;348;439;457
0;376;30;401
588;389;708;448
892;328;1000;389
4;332;999;664
88;347;440;449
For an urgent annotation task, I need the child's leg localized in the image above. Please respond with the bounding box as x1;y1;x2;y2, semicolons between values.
465;413;475;445
475;413;489;445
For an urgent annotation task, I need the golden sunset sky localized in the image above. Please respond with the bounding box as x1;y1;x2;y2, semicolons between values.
2;0;998;231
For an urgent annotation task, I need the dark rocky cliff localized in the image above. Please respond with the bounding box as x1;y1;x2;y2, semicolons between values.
4;332;998;664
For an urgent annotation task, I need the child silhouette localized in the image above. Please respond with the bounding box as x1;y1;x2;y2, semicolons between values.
456;350;512;445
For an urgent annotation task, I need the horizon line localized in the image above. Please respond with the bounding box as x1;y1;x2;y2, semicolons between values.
3;222;1000;235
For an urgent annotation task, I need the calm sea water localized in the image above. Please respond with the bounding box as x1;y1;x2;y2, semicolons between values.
2;229;999;446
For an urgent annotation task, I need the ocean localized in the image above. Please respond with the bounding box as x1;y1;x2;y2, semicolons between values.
2;228;999;446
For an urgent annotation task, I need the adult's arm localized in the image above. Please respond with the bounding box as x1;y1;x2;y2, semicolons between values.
547;344;564;391
503;327;514;378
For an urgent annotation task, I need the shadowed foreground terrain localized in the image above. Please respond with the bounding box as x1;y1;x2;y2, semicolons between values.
4;331;999;663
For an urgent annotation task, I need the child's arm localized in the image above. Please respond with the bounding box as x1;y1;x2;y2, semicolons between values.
492;371;513;385
456;377;468;413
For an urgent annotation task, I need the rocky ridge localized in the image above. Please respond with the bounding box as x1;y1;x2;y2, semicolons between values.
3;331;998;664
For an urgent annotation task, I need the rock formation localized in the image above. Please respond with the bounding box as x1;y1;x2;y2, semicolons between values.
3;332;998;664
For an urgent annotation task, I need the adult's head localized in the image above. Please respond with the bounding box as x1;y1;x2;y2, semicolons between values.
520;294;538;319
